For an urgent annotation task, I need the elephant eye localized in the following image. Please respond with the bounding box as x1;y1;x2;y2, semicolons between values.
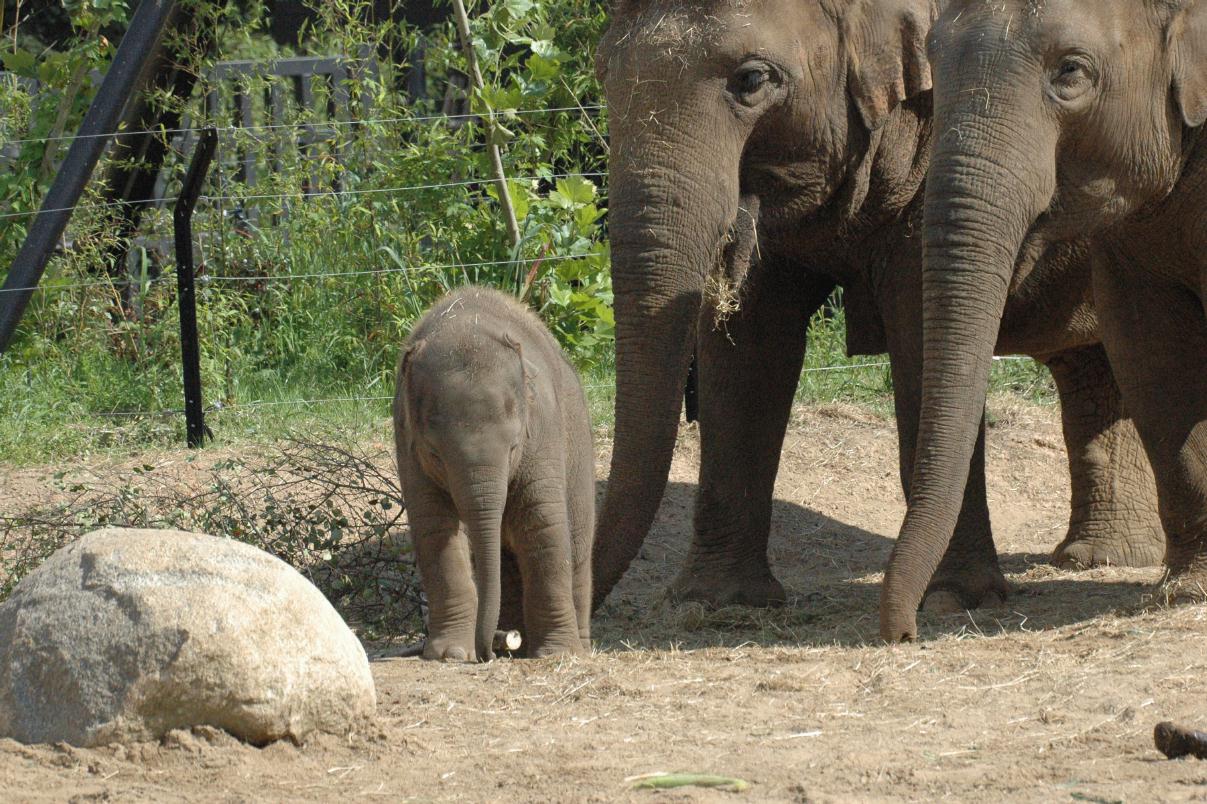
1048;56;1095;103
1056;61;1082;79
730;63;778;106
737;68;768;94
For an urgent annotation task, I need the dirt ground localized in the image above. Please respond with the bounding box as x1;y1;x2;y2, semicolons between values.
2;399;1206;802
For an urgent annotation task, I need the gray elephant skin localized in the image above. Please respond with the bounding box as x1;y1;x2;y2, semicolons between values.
882;0;1207;640
394;286;593;661
589;0;1163;618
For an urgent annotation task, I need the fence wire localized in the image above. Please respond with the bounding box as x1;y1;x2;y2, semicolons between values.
0;252;596;295
0;104;606;149
0;170;608;223
84;359;1039;423
2;97;1044;433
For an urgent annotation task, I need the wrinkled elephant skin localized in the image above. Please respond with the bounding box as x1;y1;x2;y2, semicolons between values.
884;0;1207;641
591;0;1163;621
395;287;593;661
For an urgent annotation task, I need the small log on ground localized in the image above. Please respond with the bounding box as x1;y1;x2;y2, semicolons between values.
1154;722;1207;759
493;630;522;652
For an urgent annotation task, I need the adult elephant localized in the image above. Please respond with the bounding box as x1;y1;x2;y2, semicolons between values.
881;0;1207;641
592;0;1163;615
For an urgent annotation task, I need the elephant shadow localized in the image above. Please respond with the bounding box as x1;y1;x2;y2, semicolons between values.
591;481;1165;651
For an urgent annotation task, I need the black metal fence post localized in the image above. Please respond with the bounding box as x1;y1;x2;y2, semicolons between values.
174;127;217;448
0;0;180;354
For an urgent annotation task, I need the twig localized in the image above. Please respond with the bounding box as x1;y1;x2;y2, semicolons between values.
39;21;102;182
518;240;550;303
451;0;522;251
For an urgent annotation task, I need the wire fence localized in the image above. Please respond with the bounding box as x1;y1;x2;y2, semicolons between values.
1;89;1045;437
0;104;606;149
79;356;1040;423
0;253;597;295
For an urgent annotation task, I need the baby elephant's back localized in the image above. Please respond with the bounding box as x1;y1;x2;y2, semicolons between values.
411;286;586;407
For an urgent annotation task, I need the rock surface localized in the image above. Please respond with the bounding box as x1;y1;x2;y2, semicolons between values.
0;527;376;746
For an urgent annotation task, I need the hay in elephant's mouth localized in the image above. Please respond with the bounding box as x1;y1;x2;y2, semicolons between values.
705;274;741;329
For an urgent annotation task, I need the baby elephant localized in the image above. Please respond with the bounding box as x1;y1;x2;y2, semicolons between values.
393;286;594;661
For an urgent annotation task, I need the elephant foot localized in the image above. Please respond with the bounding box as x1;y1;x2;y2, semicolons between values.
422;631;475;662
422;641;472;662
921;564;1011;615
1052;523;1165;569
667;560;786;608
1159;562;1207;605
530;641;588;659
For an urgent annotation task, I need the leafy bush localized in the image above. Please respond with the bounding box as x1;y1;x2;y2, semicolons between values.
0;0;611;439
0;0;1053;464
0;435;423;639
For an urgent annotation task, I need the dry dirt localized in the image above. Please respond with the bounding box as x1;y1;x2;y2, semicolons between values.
2;400;1206;803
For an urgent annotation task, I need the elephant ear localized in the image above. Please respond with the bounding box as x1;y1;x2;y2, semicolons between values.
399;339;426;377
843;0;937;131
502;333;538;408
396;339;427;429
1171;0;1207;127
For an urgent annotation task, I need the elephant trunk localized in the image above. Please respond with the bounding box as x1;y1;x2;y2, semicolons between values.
591;148;740;610
454;468;508;661
880;75;1057;641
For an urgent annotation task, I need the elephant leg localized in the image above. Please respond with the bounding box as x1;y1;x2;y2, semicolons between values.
1046;344;1164;568
564;440;596;650
1094;253;1207;601
572;539;593;652
407;477;477;662
667;266;833;607
513;497;586;658
570;493;595;651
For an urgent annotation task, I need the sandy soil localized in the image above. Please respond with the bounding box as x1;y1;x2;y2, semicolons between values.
2;400;1206;802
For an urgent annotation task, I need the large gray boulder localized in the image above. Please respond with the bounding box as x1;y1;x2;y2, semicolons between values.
0;527;376;746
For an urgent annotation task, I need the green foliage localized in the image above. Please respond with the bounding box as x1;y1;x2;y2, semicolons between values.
795;297;1055;414
0;0;612;458
0;0;1055;465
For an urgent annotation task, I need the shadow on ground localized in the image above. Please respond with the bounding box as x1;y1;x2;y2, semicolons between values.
592;481;1165;652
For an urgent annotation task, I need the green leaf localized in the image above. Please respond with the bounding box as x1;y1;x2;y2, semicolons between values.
560;176;597;204
2;49;37;77
486;179;532;221
628;773;750;793
526;53;562;83
37;52;73;85
504;0;536;20
529;40;561;60
475;85;523;116
549;176;596;209
486;122;515;147
575;203;604;231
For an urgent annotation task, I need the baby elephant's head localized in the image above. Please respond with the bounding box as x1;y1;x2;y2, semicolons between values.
399;333;533;491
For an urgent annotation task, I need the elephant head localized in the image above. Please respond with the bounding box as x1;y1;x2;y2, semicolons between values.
880;0;1207;641
593;0;936;608
398;332;530;661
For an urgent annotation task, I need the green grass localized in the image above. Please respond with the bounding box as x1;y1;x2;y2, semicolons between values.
0;0;1060;468
0;304;1055;466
